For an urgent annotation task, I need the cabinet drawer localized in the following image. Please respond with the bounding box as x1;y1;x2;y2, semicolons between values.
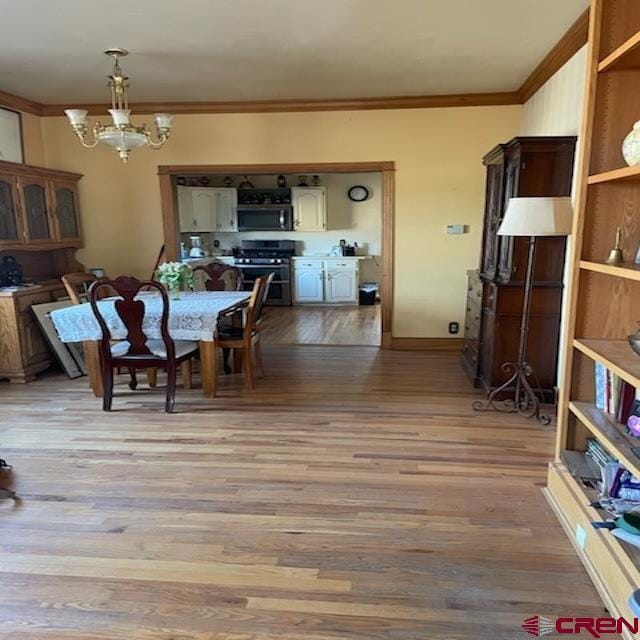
324;259;358;270
17;290;53;312
295;259;324;269
461;340;479;368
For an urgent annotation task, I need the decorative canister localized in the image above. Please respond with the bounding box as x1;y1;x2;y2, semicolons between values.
622;120;640;166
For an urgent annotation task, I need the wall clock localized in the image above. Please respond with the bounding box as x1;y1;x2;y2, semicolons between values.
348;185;369;202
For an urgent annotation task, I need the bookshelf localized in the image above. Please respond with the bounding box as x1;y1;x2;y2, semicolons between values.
547;1;640;630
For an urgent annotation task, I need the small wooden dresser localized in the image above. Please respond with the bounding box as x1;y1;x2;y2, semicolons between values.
461;136;576;400
0;160;83;382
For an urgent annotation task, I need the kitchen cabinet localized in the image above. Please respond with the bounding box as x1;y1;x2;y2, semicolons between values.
178;186;237;232
294;267;324;303
292;187;326;231
293;258;360;305
325;267;358;303
214;188;238;232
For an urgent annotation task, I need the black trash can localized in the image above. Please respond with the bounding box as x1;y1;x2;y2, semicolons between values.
359;283;378;305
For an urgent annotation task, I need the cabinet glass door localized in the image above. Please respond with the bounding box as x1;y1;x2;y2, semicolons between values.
54;184;80;241
21;178;52;242
480;163;503;278
0;176;21;244
497;156;520;281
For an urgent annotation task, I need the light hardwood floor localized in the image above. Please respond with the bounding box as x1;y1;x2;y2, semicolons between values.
260;305;381;346
0;346;604;640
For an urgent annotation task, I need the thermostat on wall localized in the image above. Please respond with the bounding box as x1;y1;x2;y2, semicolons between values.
446;224;467;234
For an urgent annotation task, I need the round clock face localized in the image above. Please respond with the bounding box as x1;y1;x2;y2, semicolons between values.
348;185;369;202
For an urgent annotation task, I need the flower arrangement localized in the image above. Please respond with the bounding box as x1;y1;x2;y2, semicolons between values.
155;262;194;298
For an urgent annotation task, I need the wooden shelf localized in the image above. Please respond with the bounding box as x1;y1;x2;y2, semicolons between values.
598;29;640;72
569;401;640;477
580;260;640;281
573;338;640;388
588;164;640;185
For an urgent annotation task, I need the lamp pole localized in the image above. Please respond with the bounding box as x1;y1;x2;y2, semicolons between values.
473;234;550;425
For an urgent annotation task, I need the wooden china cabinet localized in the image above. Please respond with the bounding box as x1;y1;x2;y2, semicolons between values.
461;136;577;400
0;159;84;383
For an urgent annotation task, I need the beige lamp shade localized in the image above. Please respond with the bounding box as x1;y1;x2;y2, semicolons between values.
497;197;573;237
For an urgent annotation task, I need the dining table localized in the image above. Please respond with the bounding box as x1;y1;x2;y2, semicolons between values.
49;290;251;397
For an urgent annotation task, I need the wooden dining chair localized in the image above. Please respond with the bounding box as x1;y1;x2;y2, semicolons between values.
61;272;102;305
253;272;274;377
193;262;243;291
214;276;269;394
89;276;199;413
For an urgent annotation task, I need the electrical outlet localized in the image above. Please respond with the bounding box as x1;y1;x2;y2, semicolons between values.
575;524;587;550
448;321;459;335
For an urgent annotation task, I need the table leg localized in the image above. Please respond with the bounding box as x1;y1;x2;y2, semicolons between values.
83;341;103;398
199;341;217;397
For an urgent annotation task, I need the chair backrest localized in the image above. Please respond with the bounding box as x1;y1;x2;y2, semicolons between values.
151;244;166;281
89;276;175;361
61;272;99;305
193;262;243;291
243;276;269;336
256;272;275;323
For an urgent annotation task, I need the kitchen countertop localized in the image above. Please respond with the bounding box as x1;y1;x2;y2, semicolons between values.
291;255;369;260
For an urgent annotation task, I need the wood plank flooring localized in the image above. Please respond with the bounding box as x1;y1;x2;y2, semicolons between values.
260;305;381;346
0;346;605;639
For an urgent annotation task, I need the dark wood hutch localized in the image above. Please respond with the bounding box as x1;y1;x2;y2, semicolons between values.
0;159;83;382
461;136;577;400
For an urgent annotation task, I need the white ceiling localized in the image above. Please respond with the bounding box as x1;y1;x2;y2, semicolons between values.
0;0;588;104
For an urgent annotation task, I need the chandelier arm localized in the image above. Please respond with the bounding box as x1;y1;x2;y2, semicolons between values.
144;130;170;149
71;127;100;149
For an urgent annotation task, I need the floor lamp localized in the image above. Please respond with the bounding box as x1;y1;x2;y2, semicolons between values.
473;196;573;425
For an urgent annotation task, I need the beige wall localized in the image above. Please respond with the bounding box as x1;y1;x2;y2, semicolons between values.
32;106;522;337
521;45;588;379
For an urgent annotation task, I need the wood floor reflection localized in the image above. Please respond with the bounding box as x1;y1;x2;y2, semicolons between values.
260;304;381;346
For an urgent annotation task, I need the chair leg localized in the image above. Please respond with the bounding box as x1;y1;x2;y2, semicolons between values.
146;368;157;388
233;348;243;374
165;361;177;413
222;347;232;374
102;364;114;412
254;338;265;378
243;345;255;390
128;367;138;390
181;360;192;389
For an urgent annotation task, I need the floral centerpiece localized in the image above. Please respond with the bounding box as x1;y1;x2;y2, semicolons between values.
155;262;194;299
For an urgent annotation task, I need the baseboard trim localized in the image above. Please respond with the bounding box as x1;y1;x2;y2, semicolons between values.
391;337;463;351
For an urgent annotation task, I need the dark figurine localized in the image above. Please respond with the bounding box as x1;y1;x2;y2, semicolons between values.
0;256;23;287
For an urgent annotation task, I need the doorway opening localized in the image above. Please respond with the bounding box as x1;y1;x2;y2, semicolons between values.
158;162;395;348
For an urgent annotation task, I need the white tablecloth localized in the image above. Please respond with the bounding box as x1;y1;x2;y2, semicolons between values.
49;291;250;343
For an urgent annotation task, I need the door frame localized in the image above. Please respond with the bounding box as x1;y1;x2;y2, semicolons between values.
158;161;395;348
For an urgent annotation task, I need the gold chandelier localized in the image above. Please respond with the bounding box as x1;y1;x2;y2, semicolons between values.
65;49;173;163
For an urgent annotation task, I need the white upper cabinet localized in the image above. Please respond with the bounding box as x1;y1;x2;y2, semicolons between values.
177;187;238;233
214;188;238;232
292;187;326;231
190;188;218;232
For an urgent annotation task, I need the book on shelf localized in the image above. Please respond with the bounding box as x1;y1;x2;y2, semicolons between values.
594;362;638;425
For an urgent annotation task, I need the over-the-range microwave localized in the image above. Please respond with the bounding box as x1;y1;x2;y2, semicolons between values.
236;205;294;231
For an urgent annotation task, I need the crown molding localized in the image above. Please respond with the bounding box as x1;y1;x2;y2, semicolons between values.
40;91;521;117
518;8;589;103
0;89;43;115
0;8;589;118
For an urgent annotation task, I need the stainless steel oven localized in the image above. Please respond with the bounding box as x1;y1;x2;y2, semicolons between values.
236;205;294;231
234;240;295;306
236;262;291;306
